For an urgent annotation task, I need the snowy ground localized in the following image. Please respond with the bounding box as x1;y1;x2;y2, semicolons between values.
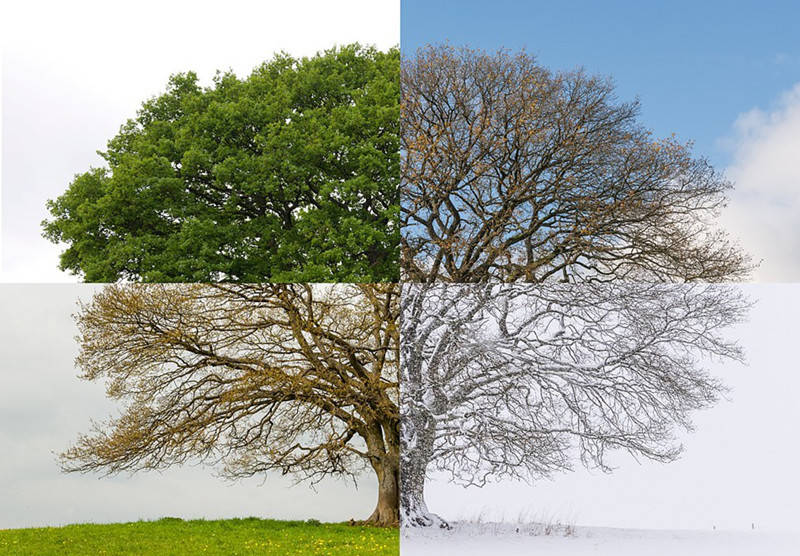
401;521;800;555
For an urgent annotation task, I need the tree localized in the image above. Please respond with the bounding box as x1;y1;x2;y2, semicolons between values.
401;45;752;282
61;283;400;526
400;282;748;526
43;45;399;283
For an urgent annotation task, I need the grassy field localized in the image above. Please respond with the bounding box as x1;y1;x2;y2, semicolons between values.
0;517;399;555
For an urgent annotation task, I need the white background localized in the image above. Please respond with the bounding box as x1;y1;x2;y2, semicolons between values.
0;0;399;282
423;284;800;532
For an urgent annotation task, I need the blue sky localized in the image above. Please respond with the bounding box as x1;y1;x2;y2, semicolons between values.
402;0;800;169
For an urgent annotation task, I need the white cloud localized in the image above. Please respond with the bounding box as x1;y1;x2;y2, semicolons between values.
722;83;800;282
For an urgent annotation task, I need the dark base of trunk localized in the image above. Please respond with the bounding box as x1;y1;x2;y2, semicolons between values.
358;505;400;527
400;505;450;529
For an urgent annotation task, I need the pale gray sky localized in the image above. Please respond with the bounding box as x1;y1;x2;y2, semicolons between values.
424;284;800;532
0;284;379;529
0;0;399;282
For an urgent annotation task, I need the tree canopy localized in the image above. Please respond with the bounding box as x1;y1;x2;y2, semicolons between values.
62;283;400;526
401;45;752;282
44;45;400;282
400;282;748;526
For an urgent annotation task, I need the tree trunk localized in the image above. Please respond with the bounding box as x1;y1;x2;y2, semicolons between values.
364;455;400;526
399;468;449;528
362;421;400;527
399;411;449;528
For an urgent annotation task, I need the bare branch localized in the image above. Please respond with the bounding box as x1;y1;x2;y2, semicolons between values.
401;45;753;282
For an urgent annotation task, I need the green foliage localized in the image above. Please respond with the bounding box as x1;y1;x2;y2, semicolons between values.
43;44;400;282
0;518;399;555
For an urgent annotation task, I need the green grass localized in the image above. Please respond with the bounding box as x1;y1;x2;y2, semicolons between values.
0;517;399;555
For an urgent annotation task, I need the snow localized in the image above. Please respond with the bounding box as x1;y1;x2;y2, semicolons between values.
401;521;800;555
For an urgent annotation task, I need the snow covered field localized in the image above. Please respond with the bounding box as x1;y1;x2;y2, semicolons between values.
401;521;800;555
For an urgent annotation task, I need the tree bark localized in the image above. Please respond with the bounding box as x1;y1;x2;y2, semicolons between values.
400;478;448;528
362;421;400;527
365;455;400;526
399;412;449;528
